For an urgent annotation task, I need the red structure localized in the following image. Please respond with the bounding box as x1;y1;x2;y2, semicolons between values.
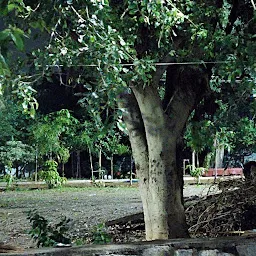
203;168;243;177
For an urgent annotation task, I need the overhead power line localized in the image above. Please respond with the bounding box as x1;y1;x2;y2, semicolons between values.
46;60;230;68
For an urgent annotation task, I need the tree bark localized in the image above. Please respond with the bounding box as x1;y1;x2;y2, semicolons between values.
119;66;209;240
15;166;19;178
132;85;189;239
119;91;153;238
99;148;102;179
216;144;225;168
61;163;65;177
111;154;114;178
76;150;81;178
71;152;75;178
89;147;94;178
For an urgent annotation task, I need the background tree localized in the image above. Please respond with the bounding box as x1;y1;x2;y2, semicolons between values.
0;97;35;176
185;86;256;169
99;127;130;178
66;120;99;178
0;140;35;177
31;109;75;174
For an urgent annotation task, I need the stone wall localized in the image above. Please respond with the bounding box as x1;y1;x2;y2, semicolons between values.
2;236;256;256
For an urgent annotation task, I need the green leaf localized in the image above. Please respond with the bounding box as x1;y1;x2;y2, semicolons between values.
90;36;95;43
30;20;46;31
0;29;10;41
10;30;24;50
12;27;24;35
119;37;125;46
0;53;8;69
7;3;18;12
0;53;10;75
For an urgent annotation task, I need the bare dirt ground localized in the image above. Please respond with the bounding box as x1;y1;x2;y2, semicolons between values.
0;184;216;249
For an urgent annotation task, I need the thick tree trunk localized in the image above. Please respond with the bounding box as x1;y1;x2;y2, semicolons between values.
120;90;188;239
132;85;189;239
119;66;209;240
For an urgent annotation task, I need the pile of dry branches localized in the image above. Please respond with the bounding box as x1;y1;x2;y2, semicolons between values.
186;179;256;237
107;179;256;242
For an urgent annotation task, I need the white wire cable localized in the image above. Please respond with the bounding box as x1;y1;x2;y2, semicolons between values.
45;61;229;68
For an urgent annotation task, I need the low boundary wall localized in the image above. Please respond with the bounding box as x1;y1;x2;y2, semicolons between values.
2;236;256;256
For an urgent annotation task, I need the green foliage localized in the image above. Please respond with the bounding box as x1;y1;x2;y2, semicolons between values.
3;173;13;188
186;165;205;184
0;0;28;17
69;120;101;156
12;0;252;161
0;0;27;76
101;130;130;159
115;144;130;155
40;160;66;189
91;223;111;244
185;120;214;152
27;209;71;247
73;238;86;246
0;27;25;51
0;140;35;169
185;98;254;163
91;176;106;187
234;118;256;152
32;110;75;163
0;101;18;143
44;159;58;172
189;166;205;178
0;98;33;144
0;1;38;115
203;152;215;170
12;79;39;118
35;170;45;181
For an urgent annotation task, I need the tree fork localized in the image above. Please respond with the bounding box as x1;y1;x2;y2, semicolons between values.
132;85;189;239
118;66;209;240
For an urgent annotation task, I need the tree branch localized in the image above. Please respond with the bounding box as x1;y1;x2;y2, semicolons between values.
118;91;149;179
152;54;175;87
163;66;210;136
225;0;239;35
251;0;256;10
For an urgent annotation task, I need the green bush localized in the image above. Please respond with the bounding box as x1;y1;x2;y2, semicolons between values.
40;160;67;189
3;173;13;188
91;223;112;244
27;209;71;247
187;165;205;184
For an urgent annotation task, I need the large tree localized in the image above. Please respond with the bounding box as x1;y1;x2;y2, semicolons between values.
1;0;256;240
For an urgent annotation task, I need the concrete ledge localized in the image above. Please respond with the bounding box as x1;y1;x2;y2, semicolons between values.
2;236;255;256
